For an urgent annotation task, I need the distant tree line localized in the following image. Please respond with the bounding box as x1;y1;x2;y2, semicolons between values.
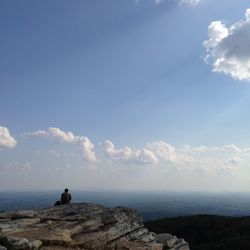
145;214;250;250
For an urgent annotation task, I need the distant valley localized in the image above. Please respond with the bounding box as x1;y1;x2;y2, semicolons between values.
145;214;250;250
2;191;250;221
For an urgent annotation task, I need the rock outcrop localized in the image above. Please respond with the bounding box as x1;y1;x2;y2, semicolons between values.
0;203;189;250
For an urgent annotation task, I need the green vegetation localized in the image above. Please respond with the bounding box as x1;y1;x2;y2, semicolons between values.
145;215;250;250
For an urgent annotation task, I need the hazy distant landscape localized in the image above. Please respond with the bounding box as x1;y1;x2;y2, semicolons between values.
2;191;250;221
2;191;250;250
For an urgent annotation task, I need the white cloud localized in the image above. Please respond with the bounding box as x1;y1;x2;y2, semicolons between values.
102;140;158;164
223;144;241;152
194;158;238;174
102;140;194;166
180;144;244;154
1;161;32;172
178;0;200;6
76;137;96;162
0;126;17;149
101;140;246;174
28;127;96;162
137;0;201;6
26;129;250;175
145;141;177;162
28;128;75;143
203;21;229;49
204;9;250;81
102;140;250;176
224;157;242;166
45;127;76;143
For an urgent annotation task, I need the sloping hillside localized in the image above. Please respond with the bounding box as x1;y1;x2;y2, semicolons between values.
145;214;250;250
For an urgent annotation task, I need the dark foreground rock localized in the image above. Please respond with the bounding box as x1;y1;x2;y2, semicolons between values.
0;203;189;250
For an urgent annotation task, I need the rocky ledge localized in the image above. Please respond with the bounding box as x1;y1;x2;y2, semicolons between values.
0;203;189;250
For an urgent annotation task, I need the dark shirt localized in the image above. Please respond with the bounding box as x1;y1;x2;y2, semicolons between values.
60;192;71;204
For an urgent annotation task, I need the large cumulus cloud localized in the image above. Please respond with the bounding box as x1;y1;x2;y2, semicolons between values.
204;9;250;81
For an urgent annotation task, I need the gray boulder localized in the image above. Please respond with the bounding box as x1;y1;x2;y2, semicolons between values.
156;233;190;250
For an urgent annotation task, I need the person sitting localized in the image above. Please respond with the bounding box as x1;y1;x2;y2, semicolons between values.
60;188;72;205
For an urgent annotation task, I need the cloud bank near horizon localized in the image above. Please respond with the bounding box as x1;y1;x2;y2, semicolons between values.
0;125;248;177
25;127;247;175
1;125;249;191
204;9;250;81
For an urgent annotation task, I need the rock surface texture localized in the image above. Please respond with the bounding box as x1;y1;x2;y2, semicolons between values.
0;203;190;250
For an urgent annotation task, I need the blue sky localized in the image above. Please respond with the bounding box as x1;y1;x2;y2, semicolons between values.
1;0;250;191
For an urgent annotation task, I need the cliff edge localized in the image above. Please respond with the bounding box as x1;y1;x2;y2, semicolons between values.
0;203;189;250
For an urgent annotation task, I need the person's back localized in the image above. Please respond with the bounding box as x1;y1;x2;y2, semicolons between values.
60;188;71;204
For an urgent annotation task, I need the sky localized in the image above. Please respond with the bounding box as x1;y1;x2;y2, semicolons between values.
1;0;250;191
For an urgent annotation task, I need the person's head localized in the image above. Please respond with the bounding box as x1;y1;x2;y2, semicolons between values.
64;188;69;193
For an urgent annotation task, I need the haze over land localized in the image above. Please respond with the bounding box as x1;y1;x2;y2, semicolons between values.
1;0;250;192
